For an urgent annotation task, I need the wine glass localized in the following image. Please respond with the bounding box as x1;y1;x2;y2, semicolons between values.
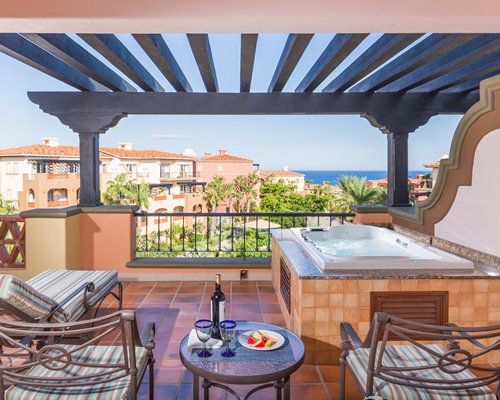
220;320;237;358
194;319;213;358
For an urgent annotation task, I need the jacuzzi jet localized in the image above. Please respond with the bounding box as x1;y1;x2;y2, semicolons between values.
396;238;408;247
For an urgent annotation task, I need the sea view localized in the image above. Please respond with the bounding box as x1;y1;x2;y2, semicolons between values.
297;170;429;185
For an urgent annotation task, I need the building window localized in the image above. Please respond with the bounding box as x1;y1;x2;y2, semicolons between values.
48;189;68;202
6;162;18;174
6;190;12;200
198;165;203;172
28;189;35;203
217;165;223;172
125;164;137;175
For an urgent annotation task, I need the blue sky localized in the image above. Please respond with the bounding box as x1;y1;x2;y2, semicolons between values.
0;34;462;170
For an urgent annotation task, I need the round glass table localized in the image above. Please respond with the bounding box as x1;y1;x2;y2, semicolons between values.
179;321;305;400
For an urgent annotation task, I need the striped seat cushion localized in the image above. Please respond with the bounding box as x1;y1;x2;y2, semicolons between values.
0;275;58;321
5;344;148;400
347;344;496;400
27;270;119;322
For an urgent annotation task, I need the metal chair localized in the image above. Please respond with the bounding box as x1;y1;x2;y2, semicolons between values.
340;312;500;400
0;310;155;400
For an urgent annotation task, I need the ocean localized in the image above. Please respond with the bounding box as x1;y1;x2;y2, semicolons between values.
296;170;429;185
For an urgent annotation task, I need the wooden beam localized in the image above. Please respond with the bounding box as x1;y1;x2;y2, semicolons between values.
28;91;478;135
411;50;500;92
240;34;258;92
379;35;500;92
387;133;410;207
268;34;313;92
322;34;422;92
350;34;477;92
187;34;219;92
133;34;192;92
295;34;368;92
0;33;106;92
78;34;164;92
78;132;101;207
22;33;136;92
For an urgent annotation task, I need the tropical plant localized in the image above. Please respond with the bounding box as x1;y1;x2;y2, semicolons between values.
336;175;384;208
0;195;17;215
203;176;227;212
102;173;151;211
233;172;259;212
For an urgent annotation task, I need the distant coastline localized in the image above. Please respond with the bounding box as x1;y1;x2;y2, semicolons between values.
296;170;429;185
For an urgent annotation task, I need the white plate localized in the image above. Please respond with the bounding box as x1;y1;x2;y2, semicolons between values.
238;330;285;351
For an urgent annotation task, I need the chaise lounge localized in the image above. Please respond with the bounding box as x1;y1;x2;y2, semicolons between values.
0;269;122;323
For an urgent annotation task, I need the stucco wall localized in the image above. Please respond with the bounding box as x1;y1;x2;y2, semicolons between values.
435;129;500;257
195;160;253;183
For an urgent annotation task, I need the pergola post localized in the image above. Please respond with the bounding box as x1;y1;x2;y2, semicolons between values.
386;132;410;207
79;132;101;207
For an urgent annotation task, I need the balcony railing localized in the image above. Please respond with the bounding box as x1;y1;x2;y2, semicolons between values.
160;172;193;180
135;212;354;259
0;215;26;269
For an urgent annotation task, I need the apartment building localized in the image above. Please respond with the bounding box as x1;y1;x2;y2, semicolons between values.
0;138;199;211
259;167;305;192
195;149;254;183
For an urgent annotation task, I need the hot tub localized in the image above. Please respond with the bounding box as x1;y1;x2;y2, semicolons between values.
290;225;474;270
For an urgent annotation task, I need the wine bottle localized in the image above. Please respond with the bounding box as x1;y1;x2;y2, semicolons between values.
210;273;225;339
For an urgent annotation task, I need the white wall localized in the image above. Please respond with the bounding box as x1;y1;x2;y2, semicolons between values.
0;158;32;204
435;129;500;256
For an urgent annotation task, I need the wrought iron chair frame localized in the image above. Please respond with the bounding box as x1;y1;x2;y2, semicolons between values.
0;309;155;400
340;312;500;400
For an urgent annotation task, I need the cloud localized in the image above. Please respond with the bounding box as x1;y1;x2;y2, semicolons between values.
151;134;196;140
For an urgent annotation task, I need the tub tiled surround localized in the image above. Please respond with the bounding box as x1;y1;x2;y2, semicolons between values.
271;235;500;365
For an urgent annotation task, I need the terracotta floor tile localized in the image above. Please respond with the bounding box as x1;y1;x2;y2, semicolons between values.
231;294;260;304
233;384;276;399
125;282;156;293
261;303;283;314
145;293;175;305
262;313;286;326
258;285;276;294
231;284;258;294
290;365;321;384
230;303;261;314
257;281;273;286
137;383;177;400
124;293;148;303
290;384;329;400
326;383;362;400
173;294;203;304
259;293;280;303
170;303;200;316
177;285;206;294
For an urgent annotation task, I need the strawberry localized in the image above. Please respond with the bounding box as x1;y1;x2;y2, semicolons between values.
248;337;257;345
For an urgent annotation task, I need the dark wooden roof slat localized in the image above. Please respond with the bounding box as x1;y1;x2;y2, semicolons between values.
295;34;368;92
268;33;313;92
240;34;258;92
22;33;136;92
0;33;106;92
378;34;500;92
350;34;477;92
187;34;219;92
442;69;500;93
78;34;164;92
133;34;192;92
411;50;500;92
322;33;423;92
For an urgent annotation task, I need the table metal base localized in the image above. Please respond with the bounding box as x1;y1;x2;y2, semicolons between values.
192;374;291;400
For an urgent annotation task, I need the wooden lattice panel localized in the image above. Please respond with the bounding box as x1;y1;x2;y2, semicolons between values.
0;216;26;269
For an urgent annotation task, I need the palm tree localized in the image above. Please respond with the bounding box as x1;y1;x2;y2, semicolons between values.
102;174;130;205
224;182;236;212
338;175;381;207
103;174;151;211
128;180;151;211
234;172;259;212
203;176;226;212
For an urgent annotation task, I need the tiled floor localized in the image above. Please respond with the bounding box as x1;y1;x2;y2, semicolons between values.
104;280;362;400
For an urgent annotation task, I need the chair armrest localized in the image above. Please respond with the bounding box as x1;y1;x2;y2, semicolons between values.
340;322;363;349
140;322;156;350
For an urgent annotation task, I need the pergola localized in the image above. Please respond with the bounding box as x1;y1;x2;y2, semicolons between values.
1;32;499;207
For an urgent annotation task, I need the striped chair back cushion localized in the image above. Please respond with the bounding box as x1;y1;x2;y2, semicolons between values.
0;275;58;321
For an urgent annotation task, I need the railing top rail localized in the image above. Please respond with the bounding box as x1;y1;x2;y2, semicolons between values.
0;215;24;221
134;211;356;218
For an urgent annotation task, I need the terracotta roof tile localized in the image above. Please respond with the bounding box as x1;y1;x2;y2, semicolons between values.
0;144;193;160
259;170;304;177
199;154;253;162
423;161;440;168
